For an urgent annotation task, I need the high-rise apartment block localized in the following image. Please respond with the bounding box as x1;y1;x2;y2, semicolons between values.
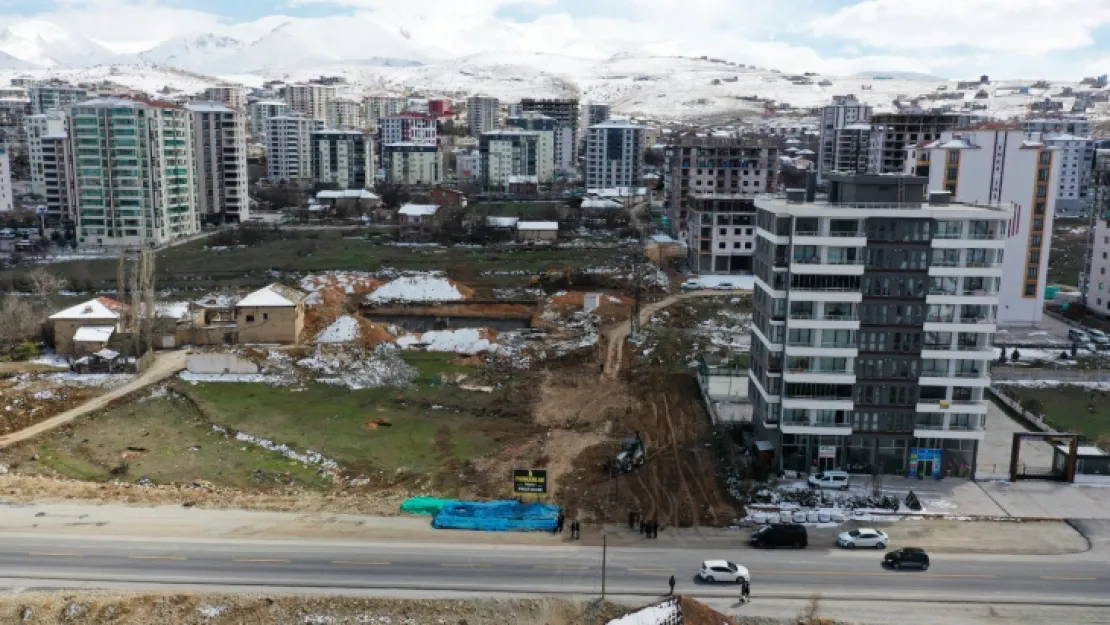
663;135;780;243
817;96;872;180
914;127;1061;327
67;98;199;249
868;112;971;174
585;119;645;191
186;102;249;224
520;98;579;168
467;96;499;137
326;98;363;130
479;130;540;191
30;83;87;115
381;143;441;185
506;112;556;183
311;130;374;189
749;174;1010;475
26;111;74;223
0;147;11;213
202;86;245;110
266;115;324;183
249;100;290;139
687;196;759;274
285;83;336;122
363;96;406;126
1022;119;1094;216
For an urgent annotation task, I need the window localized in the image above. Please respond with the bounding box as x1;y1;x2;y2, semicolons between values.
1026;267;1037;279
1024;284;1036;296
718;242;726;249
746;242;752;249
263;313;269;320
245;315;255;322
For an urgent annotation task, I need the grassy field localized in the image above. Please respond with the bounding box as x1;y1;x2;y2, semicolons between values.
1003;385;1110;443
10;353;539;493
0;229;630;294
472;202;564;219
1048;218;1089;287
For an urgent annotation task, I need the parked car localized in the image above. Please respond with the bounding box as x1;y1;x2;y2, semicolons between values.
680;279;702;291
712;281;735;291
1068;328;1091;342
1087;329;1110;348
750;523;808;549
807;470;850;490
837;528;888;549
697;559;750;583
884;547;930;570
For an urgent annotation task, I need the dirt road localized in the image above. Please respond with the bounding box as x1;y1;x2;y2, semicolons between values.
0;350;187;448
601;289;734;376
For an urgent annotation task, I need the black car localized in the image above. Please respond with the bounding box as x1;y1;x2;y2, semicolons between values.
884;547;930;570
750;523;808;549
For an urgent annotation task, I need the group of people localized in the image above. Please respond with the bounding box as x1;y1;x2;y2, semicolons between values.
628;512;661;539
555;513;581;539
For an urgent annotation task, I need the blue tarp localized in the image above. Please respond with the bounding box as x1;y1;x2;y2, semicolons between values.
432;500;562;532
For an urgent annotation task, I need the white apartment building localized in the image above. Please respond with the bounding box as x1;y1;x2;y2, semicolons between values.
30;83;87;115
749;174;1010;475
203;86;245;110
186;102;249;224
916;128;1061;327
285;83;336;122
585;118;645;191
249;100;290;140
362;96;406;126
505;112;556;183
26;111;74;223
1023;131;1093;216
0;147;12;212
831;123;872;175
67;98;200;249
26;111;66;198
378;113;437;146
382;143;441;185
456;149;480;180
467;96;499;137
266;115;323;183
817;96;872;180
311;130;374;189
326;98;363;130
479;130;540;190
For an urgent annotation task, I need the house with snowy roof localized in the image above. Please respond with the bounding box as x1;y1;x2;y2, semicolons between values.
234;283;306;344
397;203;442;239
48;297;129;355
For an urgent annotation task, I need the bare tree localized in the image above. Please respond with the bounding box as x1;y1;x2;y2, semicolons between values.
796;593;823;625
0;295;39;357
27;268;67;310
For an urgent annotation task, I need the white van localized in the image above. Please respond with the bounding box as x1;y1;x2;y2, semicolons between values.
807;470;850;490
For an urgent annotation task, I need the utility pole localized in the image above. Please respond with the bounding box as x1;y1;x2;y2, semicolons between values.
601;533;607;600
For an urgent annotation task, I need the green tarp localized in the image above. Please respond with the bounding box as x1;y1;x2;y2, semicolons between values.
400;497;459;516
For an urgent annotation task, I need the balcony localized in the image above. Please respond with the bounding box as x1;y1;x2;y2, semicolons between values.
916;399;989;414
782;416;853;435
783;366;856;385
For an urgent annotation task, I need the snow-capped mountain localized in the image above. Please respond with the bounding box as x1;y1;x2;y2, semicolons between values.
139;34;245;73
0;20;118;68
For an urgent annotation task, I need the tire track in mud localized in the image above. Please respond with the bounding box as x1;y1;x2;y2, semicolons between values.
655;392;697;527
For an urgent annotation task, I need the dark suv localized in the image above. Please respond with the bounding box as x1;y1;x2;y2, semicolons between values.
750;524;808;549
884;547;930;570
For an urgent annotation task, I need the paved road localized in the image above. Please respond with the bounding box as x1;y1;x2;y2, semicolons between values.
0;534;1107;604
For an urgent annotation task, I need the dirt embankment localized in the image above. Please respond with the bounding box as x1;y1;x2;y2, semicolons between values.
0;593;628;625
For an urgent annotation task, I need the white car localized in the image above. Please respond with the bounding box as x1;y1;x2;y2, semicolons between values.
712;282;735;291
697;559;750;583
807;470;850;490
837;528;888;549
680;279;702;291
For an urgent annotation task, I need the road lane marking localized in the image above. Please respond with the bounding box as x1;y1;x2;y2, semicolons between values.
28;552;82;558
440;563;491;568
233;558;292;564
628;568;674;573
332;561;391;566
751;569;995;579
535;565;589;571
129;555;187;561
1040;576;1097;581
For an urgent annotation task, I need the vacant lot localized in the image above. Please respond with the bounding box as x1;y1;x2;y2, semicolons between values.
0;229;632;294
8;353;540;496
1048;218;1088;287
1001;384;1110;443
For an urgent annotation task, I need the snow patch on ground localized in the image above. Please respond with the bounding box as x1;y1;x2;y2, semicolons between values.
606;601;680;625
181;372;287;385
315;316;361;343
397;328;499;355
297;344;417;390
368;276;465;303
41;373;133;388
211;424;339;475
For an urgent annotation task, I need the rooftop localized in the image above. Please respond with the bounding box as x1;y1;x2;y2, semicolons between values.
237;283;305;308
317;189;379;200
185;101;234;113
49;297;128;321
398;203;440;216
517;221;558;231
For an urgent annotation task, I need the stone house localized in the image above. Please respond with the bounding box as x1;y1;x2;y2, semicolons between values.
234;284;306;344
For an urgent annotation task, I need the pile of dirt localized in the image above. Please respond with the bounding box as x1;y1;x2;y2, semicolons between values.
0;376;106;435
541;291;634;325
0;592;629;625
681;596;740;625
554;373;741;527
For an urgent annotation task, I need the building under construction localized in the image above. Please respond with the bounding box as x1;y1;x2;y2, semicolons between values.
868;112;973;174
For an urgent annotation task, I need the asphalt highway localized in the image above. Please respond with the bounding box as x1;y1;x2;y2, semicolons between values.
0;534;1107;603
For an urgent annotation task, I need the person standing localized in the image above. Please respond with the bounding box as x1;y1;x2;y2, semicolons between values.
668;574;676;596
741;578;750;603
556;512;564;533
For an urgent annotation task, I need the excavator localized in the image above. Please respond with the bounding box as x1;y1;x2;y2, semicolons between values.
603;431;646;475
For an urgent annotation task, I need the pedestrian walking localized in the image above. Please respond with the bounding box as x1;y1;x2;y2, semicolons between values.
628;511;636;529
668;574;676;596
639;519;645;535
741;578;750;603
653;521;660;538
572;520;580;539
556;512;564;533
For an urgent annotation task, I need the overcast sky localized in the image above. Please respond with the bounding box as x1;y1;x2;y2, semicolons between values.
6;0;1110;78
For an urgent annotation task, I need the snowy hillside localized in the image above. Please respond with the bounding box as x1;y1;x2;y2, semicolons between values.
0;21;117;68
